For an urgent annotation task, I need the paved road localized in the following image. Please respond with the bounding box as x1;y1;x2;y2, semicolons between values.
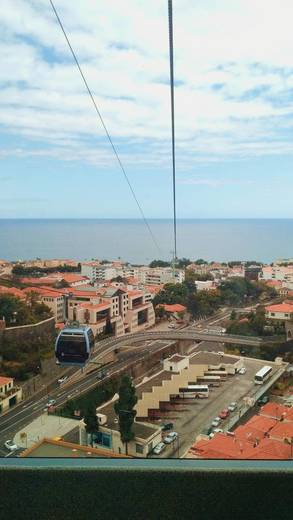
0;339;173;454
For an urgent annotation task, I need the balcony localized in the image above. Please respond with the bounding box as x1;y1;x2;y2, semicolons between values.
0;386;20;401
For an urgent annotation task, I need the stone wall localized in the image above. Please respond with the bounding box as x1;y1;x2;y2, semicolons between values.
0;317;56;347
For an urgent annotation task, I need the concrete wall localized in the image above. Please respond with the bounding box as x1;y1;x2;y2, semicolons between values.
0;317;56;348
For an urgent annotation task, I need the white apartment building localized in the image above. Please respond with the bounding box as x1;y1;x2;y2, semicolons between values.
259;266;293;288
138;267;185;285
195;280;216;292
81;262;117;282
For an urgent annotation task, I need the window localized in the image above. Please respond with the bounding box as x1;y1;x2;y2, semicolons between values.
135;443;144;454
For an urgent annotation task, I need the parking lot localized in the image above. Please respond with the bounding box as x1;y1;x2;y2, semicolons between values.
149;357;281;458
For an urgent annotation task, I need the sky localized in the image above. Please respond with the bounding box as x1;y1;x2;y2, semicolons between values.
1;0;293;218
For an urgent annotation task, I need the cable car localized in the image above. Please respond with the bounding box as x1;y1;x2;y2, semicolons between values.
55;325;95;367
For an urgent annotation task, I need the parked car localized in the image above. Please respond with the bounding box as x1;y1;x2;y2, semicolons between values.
4;440;18;452
211;417;221;427
161;422;174;432
257;395;269;406
57;376;68;384
213;428;223;434
219;409;230;420
228;402;237;412
209;428;223;438
217;351;225;356
238;367;246;375
164;432;178;444
153;442;166;455
168;323;176;329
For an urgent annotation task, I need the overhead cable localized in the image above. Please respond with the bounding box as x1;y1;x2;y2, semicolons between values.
168;0;177;261
49;0;161;253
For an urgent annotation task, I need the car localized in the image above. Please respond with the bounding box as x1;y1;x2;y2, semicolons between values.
161;422;174;432
219;409;230;420
217;351;225;356
211;417;221;427
163;432;178;444
228;402;237;412
209;428;223;438
238;367;246;375
257;395;269;406
153;442;166;455
97;371;109;380
4;440;18;452
168;323;176;329
57;376;68;384
46;399;56;407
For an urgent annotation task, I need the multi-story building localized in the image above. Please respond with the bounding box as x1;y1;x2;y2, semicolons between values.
23;287;66;322
67;286;155;336
138;267;185;285
81;262;117;282
0;376;22;414
259;266;293;288
195;280;216;292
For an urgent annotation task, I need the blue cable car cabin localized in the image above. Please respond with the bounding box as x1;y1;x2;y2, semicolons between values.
55;326;95;367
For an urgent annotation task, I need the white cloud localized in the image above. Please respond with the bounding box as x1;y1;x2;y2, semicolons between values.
1;0;293;168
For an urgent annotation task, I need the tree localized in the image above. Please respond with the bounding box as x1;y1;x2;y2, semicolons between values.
176;258;191;268
230;310;237;320
114;374;137;455
149;259;170;268
155;305;166;319
194;259;208;265
84;404;99;447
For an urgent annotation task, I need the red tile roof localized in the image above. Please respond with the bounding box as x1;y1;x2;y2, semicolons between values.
234;415;277;442
259;402;289;419
0;376;13;386
157;304;186;313
0;286;24;299
266;303;293;313
265;280;282;287
23;286;63;298
55;323;65;330
127;290;144;298
269;421;293;441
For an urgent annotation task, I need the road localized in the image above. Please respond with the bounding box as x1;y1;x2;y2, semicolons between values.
0;304;277;455
0;338;174;455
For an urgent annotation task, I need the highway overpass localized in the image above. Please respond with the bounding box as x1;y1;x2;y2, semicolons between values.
93;330;281;361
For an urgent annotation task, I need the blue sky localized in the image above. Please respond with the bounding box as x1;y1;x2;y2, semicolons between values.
2;0;293;218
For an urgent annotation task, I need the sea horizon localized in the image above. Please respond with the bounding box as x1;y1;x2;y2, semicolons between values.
1;218;293;264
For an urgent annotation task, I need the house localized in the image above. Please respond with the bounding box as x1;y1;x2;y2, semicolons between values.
79;400;162;457
157;303;186;316
265;302;293;321
0;376;22;414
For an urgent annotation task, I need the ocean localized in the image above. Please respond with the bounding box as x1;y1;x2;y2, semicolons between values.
0;218;292;264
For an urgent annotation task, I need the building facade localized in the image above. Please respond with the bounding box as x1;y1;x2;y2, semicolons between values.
0;376;22;414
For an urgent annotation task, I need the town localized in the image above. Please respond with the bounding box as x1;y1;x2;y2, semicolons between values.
0;256;293;459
